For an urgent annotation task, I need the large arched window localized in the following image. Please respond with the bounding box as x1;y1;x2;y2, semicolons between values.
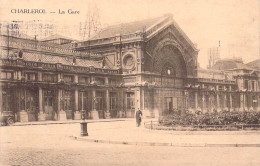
153;44;187;78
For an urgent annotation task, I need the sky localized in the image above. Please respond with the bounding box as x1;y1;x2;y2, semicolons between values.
0;0;259;68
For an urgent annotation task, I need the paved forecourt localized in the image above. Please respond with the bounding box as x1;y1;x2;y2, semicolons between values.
73;119;260;147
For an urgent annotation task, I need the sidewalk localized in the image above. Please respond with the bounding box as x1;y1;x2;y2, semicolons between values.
72;119;260;147
14;118;130;126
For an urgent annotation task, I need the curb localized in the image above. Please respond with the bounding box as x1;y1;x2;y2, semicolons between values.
13;119;127;126
70;136;260;147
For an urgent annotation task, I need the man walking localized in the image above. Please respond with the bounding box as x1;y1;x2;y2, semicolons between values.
136;108;142;127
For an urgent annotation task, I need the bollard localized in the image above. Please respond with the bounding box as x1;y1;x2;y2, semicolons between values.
80;122;88;136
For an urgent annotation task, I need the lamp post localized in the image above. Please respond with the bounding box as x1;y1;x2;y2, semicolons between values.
80;98;88;136
80;109;88;136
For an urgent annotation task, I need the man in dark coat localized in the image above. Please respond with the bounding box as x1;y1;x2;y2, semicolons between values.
136;108;142;127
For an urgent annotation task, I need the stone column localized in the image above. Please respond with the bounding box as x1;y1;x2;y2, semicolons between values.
244;93;248;111
239;93;244;111
229;94;233;111
194;91;198;111
38;72;44;120
202;93;206;112
216;85;221;112
58;73;61;82
75;88;78;112
249;93;254;111
105;89;110;119
38;71;42;82
17;71;22;80
223;93;228;111
91;89;99;119
104;77;110;118
216;93;221;112
38;87;45;121
74;75;78;84
74;87;81;120
188;92;194;113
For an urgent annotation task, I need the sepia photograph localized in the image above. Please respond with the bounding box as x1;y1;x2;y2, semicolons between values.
0;0;260;165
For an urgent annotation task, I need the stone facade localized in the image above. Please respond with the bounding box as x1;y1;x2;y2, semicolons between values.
0;15;259;122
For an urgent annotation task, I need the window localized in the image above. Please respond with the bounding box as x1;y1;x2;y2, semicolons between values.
79;77;89;84
1;71;13;80
110;92;117;110
218;86;223;91
96;91;104;110
166;67;176;77
109;78;117;85
43;74;57;82
63;75;74;83
79;91;88;110
2;89;12;111
44;90;54;107
26;89;37;112
26;73;37;81
95;77;105;85
252;81;255;91
126;92;135;110
62;90;73;110
244;80;248;89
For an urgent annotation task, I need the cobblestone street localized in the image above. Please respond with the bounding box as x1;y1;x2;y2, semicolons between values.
1;121;260;166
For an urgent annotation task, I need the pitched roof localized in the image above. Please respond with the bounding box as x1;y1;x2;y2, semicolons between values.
246;59;260;70
91;16;164;40
41;34;75;41
22;52;101;68
1;32;35;40
211;59;254;71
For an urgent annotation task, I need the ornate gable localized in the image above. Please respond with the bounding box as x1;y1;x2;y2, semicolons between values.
144;23;198;77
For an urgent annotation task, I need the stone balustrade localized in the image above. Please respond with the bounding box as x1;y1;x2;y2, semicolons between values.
0;58;119;74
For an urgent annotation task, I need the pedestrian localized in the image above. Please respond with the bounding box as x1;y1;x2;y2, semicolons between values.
136;108;142;127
